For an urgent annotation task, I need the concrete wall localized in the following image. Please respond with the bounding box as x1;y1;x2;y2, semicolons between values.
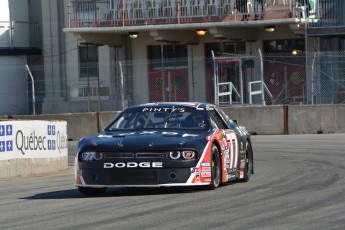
224;104;345;135
222;105;285;135
2;104;343;180
288;105;345;134
9;104;345;140
99;111;118;131
11;113;100;141
225;104;345;135
0;157;67;179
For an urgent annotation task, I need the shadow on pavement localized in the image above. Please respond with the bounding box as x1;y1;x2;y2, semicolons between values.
21;186;205;200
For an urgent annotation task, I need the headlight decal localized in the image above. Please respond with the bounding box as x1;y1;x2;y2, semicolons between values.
80;151;103;161
168;150;196;160
169;151;181;159
182;150;195;160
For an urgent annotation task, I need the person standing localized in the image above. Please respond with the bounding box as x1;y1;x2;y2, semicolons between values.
254;0;266;20
296;0;311;18
237;0;249;21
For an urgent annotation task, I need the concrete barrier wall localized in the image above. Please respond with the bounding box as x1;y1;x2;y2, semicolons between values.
98;111;119;131
1;104;344;180
9;104;345;139
288;105;345;134
221;105;285;135
224;104;345;135
0;157;68;179
11;113;99;141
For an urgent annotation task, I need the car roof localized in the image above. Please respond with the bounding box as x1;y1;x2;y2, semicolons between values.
131;102;211;110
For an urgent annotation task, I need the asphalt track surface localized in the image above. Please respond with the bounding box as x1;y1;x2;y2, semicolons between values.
0;134;344;230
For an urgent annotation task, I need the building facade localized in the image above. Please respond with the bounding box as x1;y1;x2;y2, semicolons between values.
0;0;41;115
1;0;344;115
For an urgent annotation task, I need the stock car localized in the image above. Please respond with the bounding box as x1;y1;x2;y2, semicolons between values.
75;102;254;196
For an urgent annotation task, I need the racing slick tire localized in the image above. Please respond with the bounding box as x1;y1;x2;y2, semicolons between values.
240;142;254;183
78;187;107;196
209;144;221;190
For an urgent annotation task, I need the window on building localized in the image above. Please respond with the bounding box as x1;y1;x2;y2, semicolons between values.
79;45;99;80
264;39;305;53
205;41;246;57
148;44;188;69
205;41;246;68
69;86;111;100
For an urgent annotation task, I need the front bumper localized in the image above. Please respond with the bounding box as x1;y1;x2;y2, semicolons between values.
75;166;211;187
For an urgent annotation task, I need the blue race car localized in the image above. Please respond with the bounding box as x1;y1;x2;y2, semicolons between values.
75;102;254;196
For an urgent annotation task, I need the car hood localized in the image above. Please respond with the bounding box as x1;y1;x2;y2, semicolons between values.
78;130;211;152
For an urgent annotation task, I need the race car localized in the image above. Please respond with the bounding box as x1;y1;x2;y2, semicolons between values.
75;102;254;196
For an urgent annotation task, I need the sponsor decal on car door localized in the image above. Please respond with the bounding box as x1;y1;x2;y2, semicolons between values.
225;130;238;170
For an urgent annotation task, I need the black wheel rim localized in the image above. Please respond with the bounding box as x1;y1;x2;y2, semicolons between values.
212;151;220;186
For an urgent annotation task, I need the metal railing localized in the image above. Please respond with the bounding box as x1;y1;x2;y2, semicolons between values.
309;0;345;28
67;0;296;27
25;65;36;115
248;80;273;105
66;1;345;32
217;81;241;105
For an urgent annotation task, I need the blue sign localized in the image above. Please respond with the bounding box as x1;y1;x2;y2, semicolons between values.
6;141;13;152
48;140;52;150
0;125;4;136
52;140;56;150
0;141;4;152
48;125;56;136
6;125;12;136
48;140;56;150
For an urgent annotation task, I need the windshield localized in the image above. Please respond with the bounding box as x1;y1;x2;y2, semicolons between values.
106;106;208;131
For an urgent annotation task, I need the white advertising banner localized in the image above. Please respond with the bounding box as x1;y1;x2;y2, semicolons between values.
0;120;68;160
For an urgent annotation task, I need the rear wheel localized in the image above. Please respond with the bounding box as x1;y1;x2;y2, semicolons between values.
78;187;107;196
209;145;221;190
241;142;253;182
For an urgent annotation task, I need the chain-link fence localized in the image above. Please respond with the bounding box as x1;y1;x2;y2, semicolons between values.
1;51;345;115
262;51;345;105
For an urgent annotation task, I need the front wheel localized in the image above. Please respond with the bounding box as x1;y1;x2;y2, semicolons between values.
209;145;221;190
78;187;107;196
